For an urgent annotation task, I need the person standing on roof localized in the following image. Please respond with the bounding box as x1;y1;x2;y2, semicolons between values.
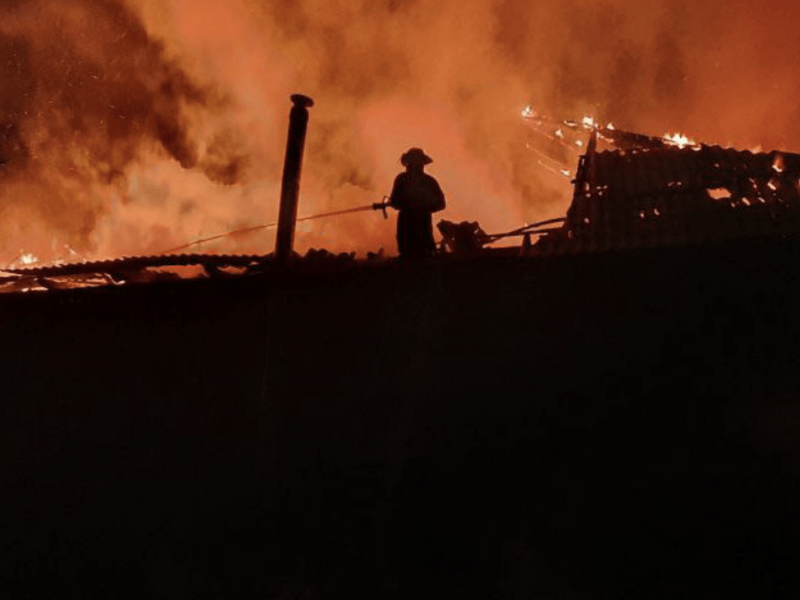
389;148;446;258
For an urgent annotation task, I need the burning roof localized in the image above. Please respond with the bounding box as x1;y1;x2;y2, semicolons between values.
538;142;800;253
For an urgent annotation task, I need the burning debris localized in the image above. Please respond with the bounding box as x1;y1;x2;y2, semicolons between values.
521;104;703;159
663;132;700;149
540;143;800;253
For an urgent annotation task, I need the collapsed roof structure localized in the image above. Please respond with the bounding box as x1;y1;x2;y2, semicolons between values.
537;130;800;253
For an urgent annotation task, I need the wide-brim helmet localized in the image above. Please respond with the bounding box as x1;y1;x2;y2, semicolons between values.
401;148;433;167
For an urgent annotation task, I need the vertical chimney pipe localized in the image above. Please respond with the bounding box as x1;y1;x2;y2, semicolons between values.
275;94;314;263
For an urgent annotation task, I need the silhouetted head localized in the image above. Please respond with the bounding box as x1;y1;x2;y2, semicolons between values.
401;148;433;171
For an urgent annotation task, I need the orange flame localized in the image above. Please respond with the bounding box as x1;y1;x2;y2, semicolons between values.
663;132;699;149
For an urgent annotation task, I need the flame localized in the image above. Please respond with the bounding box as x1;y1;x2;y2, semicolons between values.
20;254;39;266
663;132;699;149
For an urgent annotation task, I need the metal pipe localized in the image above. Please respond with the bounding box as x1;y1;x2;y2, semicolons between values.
275;94;314;263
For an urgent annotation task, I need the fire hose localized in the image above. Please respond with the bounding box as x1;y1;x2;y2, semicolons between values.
160;197;392;255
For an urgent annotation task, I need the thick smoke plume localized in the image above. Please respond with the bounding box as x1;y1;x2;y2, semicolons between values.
3;0;800;262
0;0;248;262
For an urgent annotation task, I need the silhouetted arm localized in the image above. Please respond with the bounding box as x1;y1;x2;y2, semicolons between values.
429;176;446;212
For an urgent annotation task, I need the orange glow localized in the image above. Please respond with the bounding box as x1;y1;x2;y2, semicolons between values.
663;133;699;149
2;0;800;264
707;188;730;200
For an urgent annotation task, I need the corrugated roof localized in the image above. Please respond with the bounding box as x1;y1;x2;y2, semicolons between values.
2;253;266;277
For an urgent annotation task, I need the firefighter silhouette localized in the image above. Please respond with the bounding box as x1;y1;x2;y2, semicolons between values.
389;148;446;257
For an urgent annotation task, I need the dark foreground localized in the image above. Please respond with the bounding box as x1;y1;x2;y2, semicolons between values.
2;241;800;598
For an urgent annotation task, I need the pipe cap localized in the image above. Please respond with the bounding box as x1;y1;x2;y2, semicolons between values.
290;94;315;108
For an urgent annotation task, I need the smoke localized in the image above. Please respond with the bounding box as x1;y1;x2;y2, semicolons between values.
3;0;800;261
0;0;250;261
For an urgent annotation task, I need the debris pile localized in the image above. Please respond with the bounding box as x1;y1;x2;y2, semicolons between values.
538;144;800;253
437;220;490;255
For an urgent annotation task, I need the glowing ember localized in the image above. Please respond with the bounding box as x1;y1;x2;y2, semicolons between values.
582;116;597;130
606;123;616;130
773;155;785;173
20;254;38;266
663;132;699;149
521;105;536;119
575;140;584;147
560;169;571;178
555;129;565;139
707;188;730;200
